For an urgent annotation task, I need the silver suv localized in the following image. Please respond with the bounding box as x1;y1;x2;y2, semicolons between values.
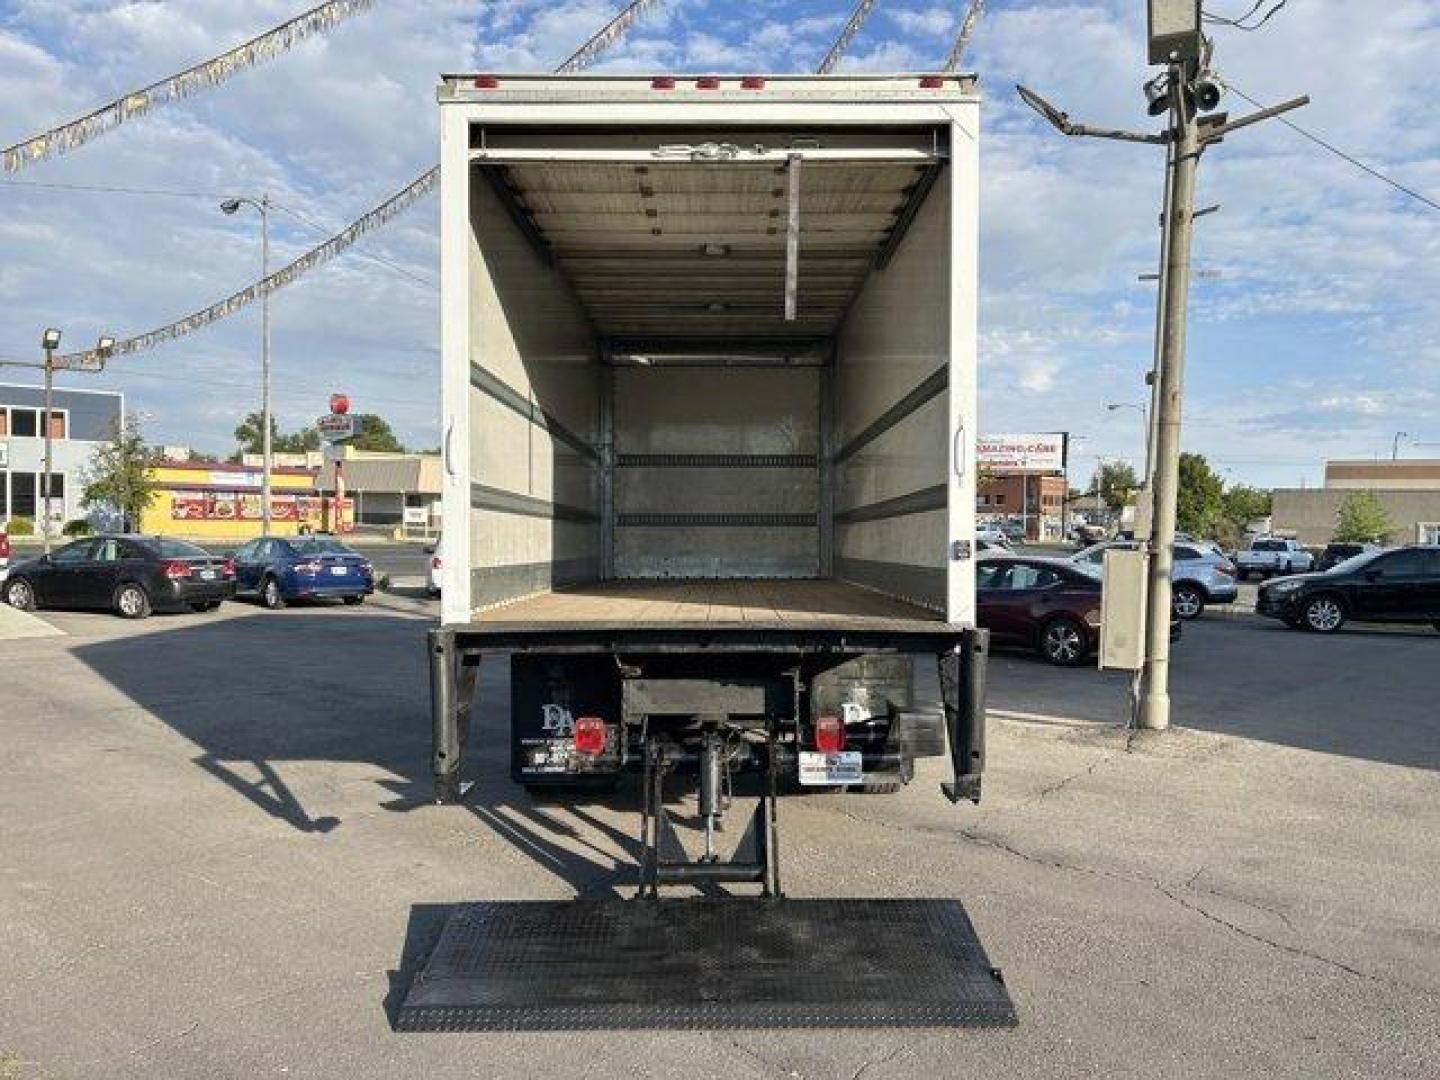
1071;540;1239;619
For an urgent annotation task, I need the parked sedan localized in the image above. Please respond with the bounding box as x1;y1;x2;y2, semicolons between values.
231;534;374;608
1257;545;1440;633
2;535;235;618
1071;539;1238;619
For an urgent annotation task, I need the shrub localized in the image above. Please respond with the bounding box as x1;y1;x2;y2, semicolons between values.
62;519;94;537
6;516;35;536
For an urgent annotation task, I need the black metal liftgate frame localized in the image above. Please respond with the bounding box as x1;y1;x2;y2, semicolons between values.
400;623;1017;1032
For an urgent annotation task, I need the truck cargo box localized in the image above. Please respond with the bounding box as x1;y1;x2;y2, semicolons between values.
436;74;980;632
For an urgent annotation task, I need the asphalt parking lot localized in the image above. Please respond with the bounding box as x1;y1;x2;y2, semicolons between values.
2;597;1438;1079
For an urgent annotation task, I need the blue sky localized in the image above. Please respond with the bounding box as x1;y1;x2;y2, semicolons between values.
2;0;1438;488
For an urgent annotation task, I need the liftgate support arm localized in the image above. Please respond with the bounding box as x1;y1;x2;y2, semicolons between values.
940;627;989;805
429;628;481;804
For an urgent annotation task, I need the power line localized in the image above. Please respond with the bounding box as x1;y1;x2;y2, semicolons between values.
270;202;438;291
0;178;229;200
1203;1;1288;31
3;0;375;174
1225;83;1440;216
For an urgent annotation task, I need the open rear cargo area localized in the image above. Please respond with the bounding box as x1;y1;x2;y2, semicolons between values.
438;75;979;631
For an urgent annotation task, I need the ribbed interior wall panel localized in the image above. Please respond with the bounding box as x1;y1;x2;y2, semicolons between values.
613;366;820;578
833;181;951;612
467;171;601;610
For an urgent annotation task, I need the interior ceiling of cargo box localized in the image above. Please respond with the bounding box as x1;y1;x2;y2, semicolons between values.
483;157;938;340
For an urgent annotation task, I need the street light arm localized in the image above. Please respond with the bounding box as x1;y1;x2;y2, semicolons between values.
1017;85;1168;145
1201;94;1309;143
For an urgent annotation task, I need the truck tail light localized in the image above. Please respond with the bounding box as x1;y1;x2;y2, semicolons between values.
431;555;443;572
695;76;720;90
919;75;945;89
573;716;607;756
815;715;845;754
162;560;191;581
740;76;766;90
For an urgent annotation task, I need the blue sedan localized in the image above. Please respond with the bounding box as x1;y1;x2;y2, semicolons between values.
231;534;374;609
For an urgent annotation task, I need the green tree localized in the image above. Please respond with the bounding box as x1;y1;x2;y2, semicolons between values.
1176;452;1225;537
232;412;321;458
1096;461;1139;510
81;416;156;531
349;413;405;453
1334;490;1393;543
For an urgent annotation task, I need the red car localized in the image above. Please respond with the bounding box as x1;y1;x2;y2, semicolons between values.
977;555;1181;667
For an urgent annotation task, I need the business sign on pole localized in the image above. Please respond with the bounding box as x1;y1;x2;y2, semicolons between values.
978;433;1067;473
317;414;357;443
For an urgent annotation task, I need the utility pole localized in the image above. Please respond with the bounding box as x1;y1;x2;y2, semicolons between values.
221;194;273;536
3;332;114;552
1019;1;1308;731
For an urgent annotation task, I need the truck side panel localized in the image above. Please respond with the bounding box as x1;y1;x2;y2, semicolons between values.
456;165;603;616
834;176;954;614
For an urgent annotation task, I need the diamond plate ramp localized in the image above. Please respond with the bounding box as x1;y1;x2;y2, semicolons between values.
395;898;1017;1031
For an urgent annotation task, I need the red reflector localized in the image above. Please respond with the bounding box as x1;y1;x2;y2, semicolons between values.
919;75;945;89
651;76;676;89
162;560;190;581
695;76;720;90
740;76;766;90
431;556;442;571
815;715;846;754
573;716;607;756
473;74;500;89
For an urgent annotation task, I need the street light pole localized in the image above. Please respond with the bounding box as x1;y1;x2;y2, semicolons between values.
1391;431;1409;461
221;194;273;536
39;328;63;555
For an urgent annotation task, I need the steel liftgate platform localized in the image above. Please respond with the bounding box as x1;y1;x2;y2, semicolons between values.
395;897;1016;1031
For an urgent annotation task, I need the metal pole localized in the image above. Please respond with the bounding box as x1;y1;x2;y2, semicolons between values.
41;346;55;554
260;194;273;537
1391;432;1407;461
1138;62;1200;733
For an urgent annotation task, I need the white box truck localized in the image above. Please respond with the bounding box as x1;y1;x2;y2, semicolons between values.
405;73;1012;1031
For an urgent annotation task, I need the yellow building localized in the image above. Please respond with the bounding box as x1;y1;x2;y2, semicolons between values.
141;461;352;540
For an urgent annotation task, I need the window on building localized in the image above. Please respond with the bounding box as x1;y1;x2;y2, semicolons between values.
994;493;1006;507
11;409;37;438
11;472;36;518
2;408;66;439
46;411;67;439
0;409;8;436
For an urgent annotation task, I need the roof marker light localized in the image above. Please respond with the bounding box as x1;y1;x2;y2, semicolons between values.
474;74;500;89
919;75;945;89
740;76;766;90
695;76;721;90
651;76;676;89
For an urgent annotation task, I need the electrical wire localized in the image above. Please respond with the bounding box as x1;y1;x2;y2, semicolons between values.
1203;1;1288;31
270;202;438;291
1225;83;1440;216
0;178;229;200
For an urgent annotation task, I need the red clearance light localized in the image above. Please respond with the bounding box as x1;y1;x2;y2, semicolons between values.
815;715;846;755
162;560;191;581
651;76;676;89
431;556;443;571
473;74;500;89
573;716;607;756
695;76;721;90
919;75;945;89
740;76;766;90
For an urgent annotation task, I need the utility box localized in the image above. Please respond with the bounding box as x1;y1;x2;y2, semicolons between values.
1099;547;1147;670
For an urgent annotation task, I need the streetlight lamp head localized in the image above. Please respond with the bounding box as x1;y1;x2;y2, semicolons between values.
42;327;62;350
220;198;243;214
97;335;116;355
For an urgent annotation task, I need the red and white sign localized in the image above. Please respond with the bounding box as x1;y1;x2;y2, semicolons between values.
978;433;1067;473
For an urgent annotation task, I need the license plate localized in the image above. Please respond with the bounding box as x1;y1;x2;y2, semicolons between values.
199;569;216;580
330;566;348;576
798;751;863;786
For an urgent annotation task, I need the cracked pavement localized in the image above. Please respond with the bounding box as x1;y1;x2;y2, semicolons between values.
1;605;1437;1078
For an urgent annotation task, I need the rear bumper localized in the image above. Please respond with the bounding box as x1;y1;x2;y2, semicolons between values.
1206;581;1239;604
159;579;237;609
284;574;375;599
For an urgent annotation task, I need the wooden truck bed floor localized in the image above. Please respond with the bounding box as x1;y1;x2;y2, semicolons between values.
468;578;946;634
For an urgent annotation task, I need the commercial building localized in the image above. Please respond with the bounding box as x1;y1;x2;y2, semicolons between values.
1272;459;1440;547
317;448;441;531
976;433;1070;541
139;460;352;540
1;382;123;531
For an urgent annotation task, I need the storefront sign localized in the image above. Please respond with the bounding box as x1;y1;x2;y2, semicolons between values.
978;433;1067;473
171;490;346;523
317;414;357;443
